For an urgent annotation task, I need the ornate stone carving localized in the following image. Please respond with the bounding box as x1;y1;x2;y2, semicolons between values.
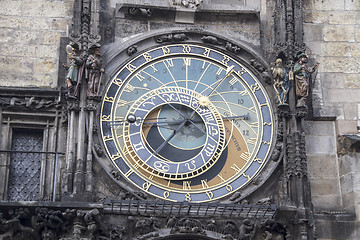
250;59;271;84
225;42;241;54
127;45;138;56
156;33;188;43
128;7;153;17
0;97;61;110
201;35;222;45
172;0;203;9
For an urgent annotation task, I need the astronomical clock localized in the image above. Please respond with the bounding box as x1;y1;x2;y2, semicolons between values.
100;42;275;203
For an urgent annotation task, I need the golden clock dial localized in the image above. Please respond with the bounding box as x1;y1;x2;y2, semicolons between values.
100;44;275;202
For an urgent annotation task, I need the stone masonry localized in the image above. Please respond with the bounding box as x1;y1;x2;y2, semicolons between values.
0;0;73;88
303;0;360;238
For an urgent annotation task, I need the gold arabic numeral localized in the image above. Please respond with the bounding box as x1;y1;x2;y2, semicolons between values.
206;191;214;200
164;59;174;68
216;67;223;76
240;152;251;162
247;138;257;145
183;181;192;190
103;135;113;142
125;63;137;73
104;96;114;102
136;73;146;82
250;83;260;93
226;184;233;192
242;172;250;180
113;77;123;86
185;193;191;202
203;48;211;57
143;52;152;62
262;140;271;145
162;46;170;55
182;45;191;53
201;180;213;199
254;157;263;164
183;58;191;67
124;84;135;92
101;115;111;121
163;191;170;199
237;68;246;75
263;122;272;126
222;56;230;66
231;163;242;173
142;181;151;191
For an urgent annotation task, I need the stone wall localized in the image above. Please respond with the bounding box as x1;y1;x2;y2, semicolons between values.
303;0;360;238
0;0;74;88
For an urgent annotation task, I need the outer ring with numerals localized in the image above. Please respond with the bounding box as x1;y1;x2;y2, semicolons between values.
100;43;275;202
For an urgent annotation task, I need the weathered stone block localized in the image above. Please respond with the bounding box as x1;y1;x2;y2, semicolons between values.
0;0;22;16
41;32;62;45
309;178;341;196
0;16;31;29
306;135;337;154
329;11;360;25
322;72;345;89
31;17;52;30
34;45;58;58
312;194;342;210
322;42;352;57
23;1;73;18
345;0;360;10
303;10;328;24
304;0;345;11
304;24;323;42
11;30;40;44
307;154;339;178
34;58;58;75
304;121;336;136
336;120;358;134
343;102;358;121
323;25;355;42
340;173;354;194
321;57;360;74
51;18;72;31
338;154;356;176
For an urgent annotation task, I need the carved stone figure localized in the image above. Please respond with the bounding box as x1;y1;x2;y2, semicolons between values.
64;42;84;98
272;58;290;104
86;45;104;97
239;219;255;240
293;53;318;107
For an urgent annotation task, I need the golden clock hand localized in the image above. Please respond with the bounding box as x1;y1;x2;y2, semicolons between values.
187;65;235;121
207;65;235;97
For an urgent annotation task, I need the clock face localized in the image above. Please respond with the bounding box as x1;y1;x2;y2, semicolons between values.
100;44;275;202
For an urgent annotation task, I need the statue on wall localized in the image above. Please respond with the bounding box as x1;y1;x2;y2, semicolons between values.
293;53;319;107
86;45;104;97
64;43;84;99
271;58;290;105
